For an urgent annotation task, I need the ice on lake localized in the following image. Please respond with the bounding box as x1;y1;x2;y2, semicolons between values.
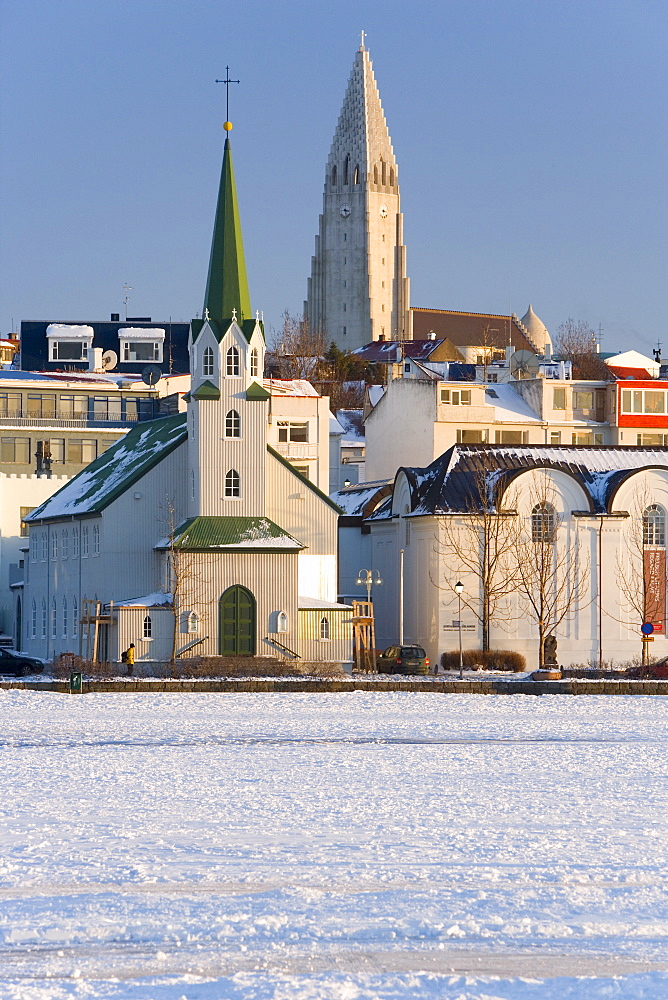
0;690;667;999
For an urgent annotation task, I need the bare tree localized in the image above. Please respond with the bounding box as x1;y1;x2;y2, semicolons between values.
512;477;590;668
268;311;328;381
437;467;519;650
555;318;612;380
615;484;666;664
160;497;212;663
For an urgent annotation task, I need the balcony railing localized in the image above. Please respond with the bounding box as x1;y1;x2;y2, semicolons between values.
0;412;147;429
274;442;318;460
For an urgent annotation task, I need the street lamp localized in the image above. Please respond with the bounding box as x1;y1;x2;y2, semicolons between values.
454;581;464;680
356;568;382;603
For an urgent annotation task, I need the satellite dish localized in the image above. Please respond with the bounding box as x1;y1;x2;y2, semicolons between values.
141;364;162;386
510;350;540;379
101;350;117;371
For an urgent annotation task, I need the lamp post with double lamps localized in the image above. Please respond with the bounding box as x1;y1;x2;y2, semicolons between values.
356;568;382;604
454;581;464;679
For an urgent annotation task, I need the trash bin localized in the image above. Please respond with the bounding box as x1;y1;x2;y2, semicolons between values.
69;670;83;694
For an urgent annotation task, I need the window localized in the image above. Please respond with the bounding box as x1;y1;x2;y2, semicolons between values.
553;387;566;410
67;439;97;464
331;164;337;187
250;347;259;378
92;524;100;555
390;167;395;187
404;362;411;373
373;164;378;184
82;526;89;557
277;611;288;633
572;432;603;445
58;394;88;419
191;469;196;501
47;323;93;361
226;346;240;376
291;464;309;479
637;433;668;446
92;396;121;421
31;600;37;639
225;469;240;497
440;389;471;405
320;616;330;640
72;528;79;558
574;391;594;411
203;346;214;377
645;391;665;414
20;507;34;537
72;597;78;637
456;429;488;443
532;502;556;543
353;164;359;184
278;422;308;442
143;614;152;638
62;598;68;638
0;392;21;416
0;437;30;463
62;529;68;559
495;430;528;444
620;389;668;415
225;409;241;438
119;328;165;363
51;598;57;639
41;599;47;639
381;160;386;185
550;432;562;445
644;505;665;547
51;532;58;560
41;532;47;562
343;155;349;185
187;611;199;634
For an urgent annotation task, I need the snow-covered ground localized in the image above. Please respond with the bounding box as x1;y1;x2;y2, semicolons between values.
0;691;667;1000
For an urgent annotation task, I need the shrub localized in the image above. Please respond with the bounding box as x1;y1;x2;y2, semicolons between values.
440;649;526;673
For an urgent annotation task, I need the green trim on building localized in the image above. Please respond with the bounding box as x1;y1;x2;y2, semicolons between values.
267;445;344;514
162;515;304;551
192;380;221;400
190;318;204;342
246;381;271;401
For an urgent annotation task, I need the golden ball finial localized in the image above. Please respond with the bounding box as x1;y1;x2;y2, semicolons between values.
223;120;233;131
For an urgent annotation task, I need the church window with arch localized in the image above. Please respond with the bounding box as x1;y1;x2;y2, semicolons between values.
331;164;337;187
72;597;78;637
31;599;37;639
642;504;666;633
643;504;665;547
225;409;241;438
532;502;556;543
203;346;214;377
62;598;68;638
41;599;47;639
226;346;240;376
143;615;152;639
187;611;199;634
250;347;259;378
277;611;288;633
390;167;395;187
225;469;240;498
373;164;378;185
320;616;330;640
381;159;386;185
353;164;359;184
51;597;57;639
343;155;350;186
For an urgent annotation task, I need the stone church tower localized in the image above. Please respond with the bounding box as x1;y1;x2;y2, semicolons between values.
305;40;410;351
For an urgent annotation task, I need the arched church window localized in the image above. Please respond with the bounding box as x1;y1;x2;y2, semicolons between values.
41;598;47;639
143;614;152;639
203;346;214;377
250;347;259;378
381;159;386;185
31;599;37;639
343;155;349;186
373;164;378;185
353;164;360;184
72;596;78;637
62;598;68;638
51;597;57;639
225;409;241;438
187;611;199;634
532;502;556;543
320;616;330;640
277;611;288;633
225;469;240;498
390;167;395;187
643;504;666;546
331;164;337;187
226;346;240;376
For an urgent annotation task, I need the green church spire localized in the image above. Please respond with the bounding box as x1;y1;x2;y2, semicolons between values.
203;135;251;328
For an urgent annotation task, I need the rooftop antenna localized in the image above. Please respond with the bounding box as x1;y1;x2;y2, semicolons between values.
215;66;239;127
597;323;604;353
123;283;133;320
653;341;662;365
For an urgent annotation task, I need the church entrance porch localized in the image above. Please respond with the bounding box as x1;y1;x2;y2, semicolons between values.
219;586;256;655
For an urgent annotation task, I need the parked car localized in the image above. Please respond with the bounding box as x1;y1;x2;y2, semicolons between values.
0;648;46;676
377;645;430;675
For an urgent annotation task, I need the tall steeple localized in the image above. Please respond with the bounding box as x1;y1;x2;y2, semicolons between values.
203;135;251;327
305;40;410;350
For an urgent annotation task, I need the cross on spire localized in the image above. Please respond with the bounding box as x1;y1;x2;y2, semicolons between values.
215;66;239;123
360;29;366;50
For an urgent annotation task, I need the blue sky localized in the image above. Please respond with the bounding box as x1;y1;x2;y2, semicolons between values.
1;0;665;355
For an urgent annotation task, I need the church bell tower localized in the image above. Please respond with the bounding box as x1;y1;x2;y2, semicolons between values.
305;38;410;351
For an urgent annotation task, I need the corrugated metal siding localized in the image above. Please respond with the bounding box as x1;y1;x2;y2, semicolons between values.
266;451;339;556
298;608;353;663
117;606;173;662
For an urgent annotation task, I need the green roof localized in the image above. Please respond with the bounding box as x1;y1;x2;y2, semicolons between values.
267;445;344;514
192;380;221;400
246;380;271;401
162;515;304;552
202;136;251;332
26;413;188;523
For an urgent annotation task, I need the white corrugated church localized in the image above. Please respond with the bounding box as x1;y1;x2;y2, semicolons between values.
20;128;352;667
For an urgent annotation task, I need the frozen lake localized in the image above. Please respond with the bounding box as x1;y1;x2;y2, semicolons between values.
0;690;667;999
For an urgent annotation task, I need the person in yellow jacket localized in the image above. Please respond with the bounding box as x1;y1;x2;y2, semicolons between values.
122;643;135;675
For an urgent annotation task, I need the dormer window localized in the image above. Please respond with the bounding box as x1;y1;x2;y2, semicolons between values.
203;346;214;377
226;346;240;376
47;324;94;362
118;328;165;363
250;347;259;378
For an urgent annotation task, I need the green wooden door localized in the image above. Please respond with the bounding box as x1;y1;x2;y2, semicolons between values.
219;586;256;655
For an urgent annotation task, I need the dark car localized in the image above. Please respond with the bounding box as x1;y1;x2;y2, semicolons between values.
0;648;46;676
377;645;430;675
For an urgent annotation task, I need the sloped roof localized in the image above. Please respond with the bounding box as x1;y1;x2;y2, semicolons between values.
383;443;668;518
267;445;343;513
608;366;653;380
26;413;187;522
410;308;536;352
162;515;304;551
352;340;445;362
331;480;392;516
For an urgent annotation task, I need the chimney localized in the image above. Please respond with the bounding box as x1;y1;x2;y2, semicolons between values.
88;348;104;372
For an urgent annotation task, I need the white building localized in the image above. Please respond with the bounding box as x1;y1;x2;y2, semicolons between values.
20;128;351;667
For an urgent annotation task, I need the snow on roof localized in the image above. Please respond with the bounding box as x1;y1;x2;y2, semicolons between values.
161;515;304;551
336;409;365;444
605;350;660;377
264;378;320;397
486;382;542;422
298;596;353;609
330;480;392;516
115;592;173;608
367;384;385;408
25;413;187;522
330;413;345;435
